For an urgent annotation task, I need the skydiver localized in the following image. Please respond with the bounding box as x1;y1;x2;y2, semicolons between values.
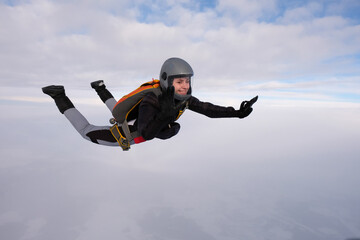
42;57;258;148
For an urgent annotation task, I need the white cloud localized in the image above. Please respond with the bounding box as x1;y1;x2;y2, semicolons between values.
278;2;323;24
1;97;360;239
0;0;359;103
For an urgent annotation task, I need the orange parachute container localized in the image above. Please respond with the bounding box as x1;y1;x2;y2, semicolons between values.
112;79;162;123
110;79;162;150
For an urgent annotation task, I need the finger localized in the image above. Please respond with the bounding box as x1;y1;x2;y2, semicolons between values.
169;86;175;98
248;96;258;107
164;86;172;100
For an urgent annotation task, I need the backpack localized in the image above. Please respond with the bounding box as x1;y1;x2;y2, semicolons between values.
110;79;162;150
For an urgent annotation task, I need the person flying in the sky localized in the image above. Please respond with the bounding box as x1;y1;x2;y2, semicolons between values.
42;57;258;150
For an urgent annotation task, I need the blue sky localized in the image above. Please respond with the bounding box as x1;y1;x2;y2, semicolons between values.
133;0;360;24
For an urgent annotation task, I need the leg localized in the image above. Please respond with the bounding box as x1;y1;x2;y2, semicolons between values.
42;85;119;147
42;85;74;113
64;108;119;146
91;80;117;111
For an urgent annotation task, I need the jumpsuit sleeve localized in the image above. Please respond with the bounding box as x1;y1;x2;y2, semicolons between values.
188;96;239;118
137;93;180;141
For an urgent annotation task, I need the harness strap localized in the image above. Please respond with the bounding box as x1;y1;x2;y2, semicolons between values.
110;124;130;151
121;121;134;143
110;91;188;150
176;101;189;120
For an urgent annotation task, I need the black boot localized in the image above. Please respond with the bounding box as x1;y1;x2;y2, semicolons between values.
42;85;75;114
91;80;114;103
42;85;65;98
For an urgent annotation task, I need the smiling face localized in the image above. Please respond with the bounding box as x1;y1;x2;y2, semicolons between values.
172;77;190;96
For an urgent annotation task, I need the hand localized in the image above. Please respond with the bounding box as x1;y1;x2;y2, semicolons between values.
237;95;258;118
169;122;180;134
157;86;183;121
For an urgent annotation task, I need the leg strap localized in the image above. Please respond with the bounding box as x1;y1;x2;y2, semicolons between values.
110;124;131;151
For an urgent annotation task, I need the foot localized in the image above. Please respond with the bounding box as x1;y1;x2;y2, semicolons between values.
42;85;65;98
91;80;105;91
91;80;113;102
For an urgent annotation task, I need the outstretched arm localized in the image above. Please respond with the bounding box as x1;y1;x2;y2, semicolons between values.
188;95;258;119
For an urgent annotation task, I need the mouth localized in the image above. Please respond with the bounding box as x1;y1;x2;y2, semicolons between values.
177;90;187;95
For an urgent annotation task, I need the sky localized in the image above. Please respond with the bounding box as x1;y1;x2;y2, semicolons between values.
1;0;360;240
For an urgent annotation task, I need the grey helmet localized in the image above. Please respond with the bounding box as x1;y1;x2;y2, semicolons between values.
159;57;193;101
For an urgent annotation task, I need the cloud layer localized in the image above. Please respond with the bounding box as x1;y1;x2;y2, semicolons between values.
1;99;360;240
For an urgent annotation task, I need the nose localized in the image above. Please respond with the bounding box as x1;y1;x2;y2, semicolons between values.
181;81;189;88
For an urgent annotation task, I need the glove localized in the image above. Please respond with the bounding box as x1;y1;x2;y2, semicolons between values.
155;122;181;140
169;122;180;135
156;86;183;121
237;95;258;118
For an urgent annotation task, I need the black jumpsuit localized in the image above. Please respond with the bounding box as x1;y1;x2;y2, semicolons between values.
73;92;239;146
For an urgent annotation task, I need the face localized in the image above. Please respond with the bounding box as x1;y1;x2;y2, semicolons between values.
172;77;190;96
